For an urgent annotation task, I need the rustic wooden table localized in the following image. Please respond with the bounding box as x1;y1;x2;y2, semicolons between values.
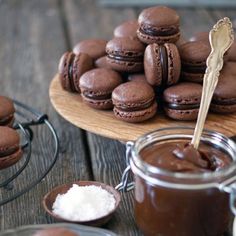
0;1;236;235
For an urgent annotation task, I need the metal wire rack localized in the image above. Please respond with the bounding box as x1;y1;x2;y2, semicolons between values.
0;100;59;206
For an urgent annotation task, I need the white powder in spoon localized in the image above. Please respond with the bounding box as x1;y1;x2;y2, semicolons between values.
52;184;116;221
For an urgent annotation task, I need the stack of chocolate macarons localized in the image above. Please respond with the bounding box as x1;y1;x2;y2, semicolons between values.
0;96;23;170
58;5;236;123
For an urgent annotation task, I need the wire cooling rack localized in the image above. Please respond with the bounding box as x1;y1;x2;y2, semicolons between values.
0;100;59;206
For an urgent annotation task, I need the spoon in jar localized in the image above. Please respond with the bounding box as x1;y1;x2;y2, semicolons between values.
191;17;234;149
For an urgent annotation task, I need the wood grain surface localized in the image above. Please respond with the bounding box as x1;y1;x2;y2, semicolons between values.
0;0;92;230
1;1;236;236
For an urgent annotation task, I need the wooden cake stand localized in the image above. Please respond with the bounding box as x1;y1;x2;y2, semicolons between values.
49;74;236;142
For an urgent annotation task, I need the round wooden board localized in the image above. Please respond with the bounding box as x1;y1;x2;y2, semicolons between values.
49;74;236;142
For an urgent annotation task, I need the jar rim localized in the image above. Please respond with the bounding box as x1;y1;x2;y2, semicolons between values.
132;126;236;181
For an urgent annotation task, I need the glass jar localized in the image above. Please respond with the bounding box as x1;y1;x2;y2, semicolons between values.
125;127;236;236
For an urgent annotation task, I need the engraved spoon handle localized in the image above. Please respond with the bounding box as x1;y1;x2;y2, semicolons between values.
191;17;234;149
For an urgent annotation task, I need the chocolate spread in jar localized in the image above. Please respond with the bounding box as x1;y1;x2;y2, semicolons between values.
134;141;232;236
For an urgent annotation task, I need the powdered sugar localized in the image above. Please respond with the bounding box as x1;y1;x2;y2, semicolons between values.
52;184;116;221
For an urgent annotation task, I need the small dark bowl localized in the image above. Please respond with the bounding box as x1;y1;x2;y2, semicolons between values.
43;181;121;227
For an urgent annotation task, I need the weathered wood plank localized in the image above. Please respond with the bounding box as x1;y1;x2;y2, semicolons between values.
0;0;92;230
64;0;137;45
178;8;215;39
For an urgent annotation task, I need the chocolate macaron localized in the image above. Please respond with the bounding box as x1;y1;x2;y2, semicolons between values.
95;56;112;69
0;96;15;127
189;31;230;62
189;31;209;44
210;71;236;113
112;81;157;122
113;20;139;38
163;82;202;120
137;6;180;44
106;37;145;73
0;126;23;170
144;43;181;87
73;39;107;60
228;41;236;62
128;73;146;82
80;68;123;110
179;41;211;83
58;52;93;92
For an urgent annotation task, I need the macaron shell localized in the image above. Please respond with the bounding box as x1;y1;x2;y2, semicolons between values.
0;115;14;127
106;37;145;73
164;107;199;120
106;37;145;58
137;29;180;45
106;57;143;73
73;53;94;92
210;72;236;113
73;39;107;59
189;31;209;44
95;56;112;69
0;96;15;126
163;82;201;120
179;41;210;66
163;82;202;104
210;103;236;114
113;102;157;123
165;43;181;85
112;81;155;110
138;6;180;29
58;52;72;91
81;95;113;110
137;6;180;44
228;42;236;62
0;148;23;170
128;73;146;82
0;127;20;155
79;68;123;94
113;20;139;38
175;36;187;49
182;71;205;83
144;43;162;86
212;73;236;100
221;62;236;75
0;126;22;169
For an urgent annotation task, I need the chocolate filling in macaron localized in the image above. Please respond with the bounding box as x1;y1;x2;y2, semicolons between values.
80;68;123;110
137;6;180;44
0;96;15;127
210;72;236;113
0;126;23;170
144;43;181;88
159;45;168;87
112;81;157;123
68;53;76;92
73;39;107;60
163;82;202;120
179;41;211;83
106;37;145;73
139;27;179;37
58;52;93;93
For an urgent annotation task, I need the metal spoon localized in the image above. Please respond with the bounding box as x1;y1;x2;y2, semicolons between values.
191;17;234;149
